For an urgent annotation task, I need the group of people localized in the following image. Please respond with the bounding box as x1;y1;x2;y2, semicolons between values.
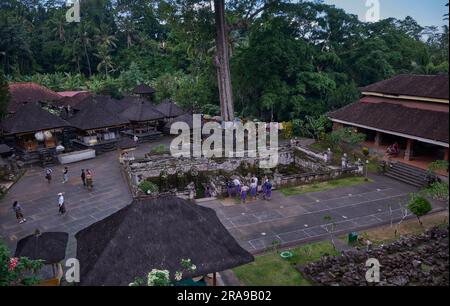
227;175;273;204
386;142;400;157
12;166;95;224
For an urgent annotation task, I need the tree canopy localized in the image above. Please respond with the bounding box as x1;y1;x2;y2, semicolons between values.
0;0;448;120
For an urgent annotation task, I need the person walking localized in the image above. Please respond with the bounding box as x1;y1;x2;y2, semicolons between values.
81;169;86;187
86;169;93;191
250;176;258;200
233;177;241;196
58;193;66;215
241;185;249;204
62;167;69;184
45;168;53;184
13;201;26;224
263;179;272;201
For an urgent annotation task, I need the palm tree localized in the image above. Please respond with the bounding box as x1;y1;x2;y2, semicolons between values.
94;28;117;77
75;22;94;77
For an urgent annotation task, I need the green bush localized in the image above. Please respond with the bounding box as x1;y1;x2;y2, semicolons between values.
362;147;370;157
151;144;167;154
1;240;44;286
138;181;159;195
422;182;449;202
407;195;432;226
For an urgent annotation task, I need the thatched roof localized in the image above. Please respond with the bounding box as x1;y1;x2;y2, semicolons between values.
163;112;202;131
73;95;128;114
75;196;254;286
15;232;68;264
1;102;71;135
119;98;165;122
0;144;12;155
55;91;92;108
8;82;62;113
156;99;185;118
68;99;129;131
361;74;449;100
132;84;156;95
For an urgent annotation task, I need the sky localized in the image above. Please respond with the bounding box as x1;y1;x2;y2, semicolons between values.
323;0;449;27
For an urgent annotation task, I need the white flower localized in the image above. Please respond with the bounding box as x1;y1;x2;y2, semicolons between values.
147;269;170;286
175;271;183;281
191;265;197;271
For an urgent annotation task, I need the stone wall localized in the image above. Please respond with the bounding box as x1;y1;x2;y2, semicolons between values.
123;145;363;198
301;227;449;286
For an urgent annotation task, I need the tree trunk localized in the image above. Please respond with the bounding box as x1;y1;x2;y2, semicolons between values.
214;0;234;122
84;42;92;77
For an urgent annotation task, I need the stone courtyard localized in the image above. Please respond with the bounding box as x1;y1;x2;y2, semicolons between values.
0;136;447;261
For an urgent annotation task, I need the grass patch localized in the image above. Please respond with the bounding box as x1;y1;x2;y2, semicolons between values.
233;241;339;286
280;176;372;197
338;211;449;246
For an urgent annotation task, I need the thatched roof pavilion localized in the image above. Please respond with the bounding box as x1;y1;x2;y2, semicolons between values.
132;84;156;95
119;98;165;122
75;196;254;286
1;102;71;135
68;100;129;131
156;99;185;118
14;232;68;265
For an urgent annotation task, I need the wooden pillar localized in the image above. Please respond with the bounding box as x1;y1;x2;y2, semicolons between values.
332;122;343;131
404;139;414;161
374;132;382;147
444;148;449;162
212;272;217;286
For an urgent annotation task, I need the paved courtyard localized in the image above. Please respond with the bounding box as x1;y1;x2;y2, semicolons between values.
0;137;447;261
198;176;447;253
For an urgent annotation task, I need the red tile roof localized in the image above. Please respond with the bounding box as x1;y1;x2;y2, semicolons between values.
360;74;449;100
8;82;62;113
328;102;449;144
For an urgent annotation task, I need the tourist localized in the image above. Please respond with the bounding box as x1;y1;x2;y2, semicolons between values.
233;177;241;195
263;179;272;201
13;201;26;224
261;176;268;195
81;169;86;187
62;167;69;184
86;169;94;191
387;142;399;156
45;168;53;184
250;177;258;200
58;193;66;215
204;185;211;198
241;185;249;204
227;181;234;198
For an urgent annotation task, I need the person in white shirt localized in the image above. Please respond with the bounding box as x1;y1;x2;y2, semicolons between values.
58;193;66;215
233;178;241;194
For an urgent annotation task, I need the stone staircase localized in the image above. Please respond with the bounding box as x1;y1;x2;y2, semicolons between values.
384;161;429;188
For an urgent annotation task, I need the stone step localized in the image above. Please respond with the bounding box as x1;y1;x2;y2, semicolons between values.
384;171;425;188
390;162;429;176
387;167;427;182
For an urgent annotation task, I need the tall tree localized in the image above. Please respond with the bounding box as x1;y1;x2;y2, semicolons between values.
214;0;234;121
0;69;10;119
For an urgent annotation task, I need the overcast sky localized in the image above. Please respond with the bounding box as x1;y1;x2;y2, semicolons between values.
322;0;448;27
